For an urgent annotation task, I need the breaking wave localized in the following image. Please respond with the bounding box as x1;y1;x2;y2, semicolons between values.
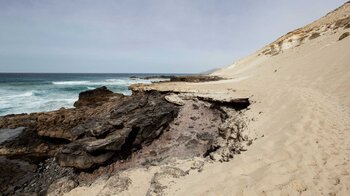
52;78;152;86
0;74;173;116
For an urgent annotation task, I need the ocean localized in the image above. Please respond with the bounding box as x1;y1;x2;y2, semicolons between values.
0;73;177;116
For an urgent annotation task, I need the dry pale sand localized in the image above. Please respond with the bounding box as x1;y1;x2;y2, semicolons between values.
65;2;350;196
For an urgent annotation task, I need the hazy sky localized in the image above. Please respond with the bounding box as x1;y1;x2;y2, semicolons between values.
0;0;347;73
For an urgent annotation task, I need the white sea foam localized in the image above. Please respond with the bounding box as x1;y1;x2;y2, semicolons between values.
0;76;155;116
52;81;90;85
0;91;34;100
19;91;34;97
52;78;152;86
0;89;78;116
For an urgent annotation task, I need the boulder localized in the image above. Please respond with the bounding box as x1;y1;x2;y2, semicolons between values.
73;86;119;108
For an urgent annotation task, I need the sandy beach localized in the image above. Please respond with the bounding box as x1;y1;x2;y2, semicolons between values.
0;2;349;196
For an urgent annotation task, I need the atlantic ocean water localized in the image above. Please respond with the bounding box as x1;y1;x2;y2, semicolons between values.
0;73;175;116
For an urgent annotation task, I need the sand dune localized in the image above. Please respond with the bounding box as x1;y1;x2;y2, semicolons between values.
160;4;350;195
65;2;350;196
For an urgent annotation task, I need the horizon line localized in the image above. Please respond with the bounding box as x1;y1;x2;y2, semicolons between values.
0;72;194;75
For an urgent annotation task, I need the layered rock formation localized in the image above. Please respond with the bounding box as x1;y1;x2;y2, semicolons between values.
260;2;350;56
131;75;224;82
0;88;179;170
0;86;251;195
57;91;179;170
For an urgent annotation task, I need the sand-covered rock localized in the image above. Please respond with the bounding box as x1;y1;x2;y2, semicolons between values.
208;106;251;162
164;94;185;106
47;177;79;196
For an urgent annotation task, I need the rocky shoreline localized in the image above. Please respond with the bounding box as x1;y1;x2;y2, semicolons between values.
130;75;224;83
0;85;251;195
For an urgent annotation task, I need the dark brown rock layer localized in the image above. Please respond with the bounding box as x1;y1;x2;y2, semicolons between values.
130;75;224;83
56;91;179;169
169;75;223;82
0;88;179;170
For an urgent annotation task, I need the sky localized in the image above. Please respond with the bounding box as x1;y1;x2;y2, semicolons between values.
0;0;347;73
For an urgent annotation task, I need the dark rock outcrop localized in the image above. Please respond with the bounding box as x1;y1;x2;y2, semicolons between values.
138;75;174;80
130;75;224;83
73;86;117;108
0;86;251;195
169;75;223;83
0;88;179;170
56;91;179;169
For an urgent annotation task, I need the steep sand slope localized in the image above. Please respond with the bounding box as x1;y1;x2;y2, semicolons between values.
125;3;350;195
65;2;350;196
164;28;350;196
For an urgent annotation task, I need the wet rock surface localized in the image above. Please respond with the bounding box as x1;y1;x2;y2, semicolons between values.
0;86;251;195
